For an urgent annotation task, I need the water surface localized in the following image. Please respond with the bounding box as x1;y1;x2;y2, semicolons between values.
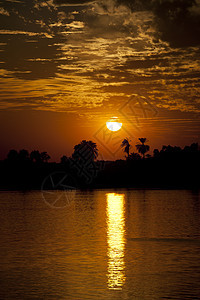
0;189;200;299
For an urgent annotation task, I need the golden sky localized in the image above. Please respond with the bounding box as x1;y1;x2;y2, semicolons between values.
0;0;200;160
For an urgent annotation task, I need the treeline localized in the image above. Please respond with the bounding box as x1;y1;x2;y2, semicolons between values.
6;149;51;163
97;142;199;189
0;140;199;190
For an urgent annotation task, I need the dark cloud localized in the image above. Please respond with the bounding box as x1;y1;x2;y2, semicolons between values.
54;0;93;5
0;0;65;79
52;0;200;46
116;0;200;47
152;0;200;47
0;0;200;114
116;0;151;11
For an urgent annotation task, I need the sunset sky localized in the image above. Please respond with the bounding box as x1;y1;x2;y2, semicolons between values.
0;0;200;161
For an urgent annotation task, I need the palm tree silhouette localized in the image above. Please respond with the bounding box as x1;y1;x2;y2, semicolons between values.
121;138;131;159
136;138;150;159
72;140;98;162
129;152;141;160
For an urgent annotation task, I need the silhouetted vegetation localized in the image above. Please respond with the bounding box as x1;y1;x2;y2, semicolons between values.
136;138;150;158
121;138;131;159
0;141;199;190
72;140;98;162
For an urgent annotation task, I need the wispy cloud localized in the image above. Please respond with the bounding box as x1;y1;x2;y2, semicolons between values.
0;29;53;38
0;7;10;16
0;0;199;116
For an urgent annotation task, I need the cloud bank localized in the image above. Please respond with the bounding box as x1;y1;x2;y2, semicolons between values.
0;0;199;115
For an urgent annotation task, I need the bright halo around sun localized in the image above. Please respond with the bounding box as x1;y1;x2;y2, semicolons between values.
106;117;122;132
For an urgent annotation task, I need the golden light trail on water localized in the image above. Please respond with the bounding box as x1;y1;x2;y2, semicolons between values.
106;193;126;290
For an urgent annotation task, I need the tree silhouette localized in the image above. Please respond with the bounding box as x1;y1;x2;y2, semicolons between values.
129;152;141;160
71;140;99;183
121;138;131;159
1;142;199;189
161;145;181;154
183;142;198;152
41;151;51;163
30;150;50;163
18;149;29;161
153;148;160;158
7;149;18;161
60;155;69;164
136;138;150;158
30;150;42;163
72;140;98;162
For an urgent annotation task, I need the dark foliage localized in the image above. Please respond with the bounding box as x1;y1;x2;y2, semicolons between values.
0;142;199;190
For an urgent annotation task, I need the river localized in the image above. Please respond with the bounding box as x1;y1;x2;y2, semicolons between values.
0;189;200;299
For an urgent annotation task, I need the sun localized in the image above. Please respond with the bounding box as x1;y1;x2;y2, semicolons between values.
106;117;122;132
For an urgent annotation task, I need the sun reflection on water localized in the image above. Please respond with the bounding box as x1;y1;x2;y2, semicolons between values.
106;193;126;290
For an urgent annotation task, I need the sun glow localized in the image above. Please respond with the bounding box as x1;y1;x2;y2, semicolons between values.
106;193;126;290
106;117;122;132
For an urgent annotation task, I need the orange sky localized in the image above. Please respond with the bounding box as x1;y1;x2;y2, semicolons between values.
0;0;200;161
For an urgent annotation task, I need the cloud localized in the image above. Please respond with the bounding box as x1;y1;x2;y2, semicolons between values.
0;0;200;116
0;70;108;112
152;0;200;47
34;0;57;11
66;20;84;29
0;29;53;38
116;0;200;47
0;7;10;16
4;0;23;2
54;0;93;6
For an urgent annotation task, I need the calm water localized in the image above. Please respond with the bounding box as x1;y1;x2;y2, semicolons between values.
0;189;200;299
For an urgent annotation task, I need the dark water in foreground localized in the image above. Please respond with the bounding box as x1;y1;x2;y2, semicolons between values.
0;189;200;299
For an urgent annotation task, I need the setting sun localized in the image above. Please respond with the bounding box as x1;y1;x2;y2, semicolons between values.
106;117;122;132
